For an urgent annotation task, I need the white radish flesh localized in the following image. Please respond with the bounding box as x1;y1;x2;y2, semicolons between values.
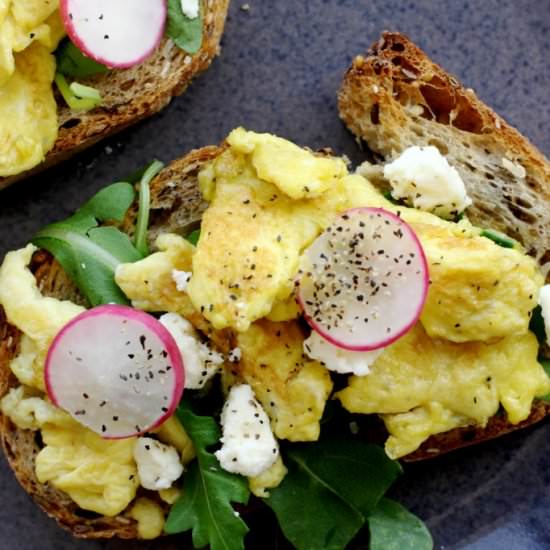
45;305;185;439
60;0;167;69
298;207;429;351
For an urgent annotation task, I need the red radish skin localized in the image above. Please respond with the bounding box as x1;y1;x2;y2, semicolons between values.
298;207;429;351
45;305;184;439
60;0;167;69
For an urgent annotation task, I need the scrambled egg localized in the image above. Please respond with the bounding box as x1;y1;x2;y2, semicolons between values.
225;319;333;442
417;222;542;342
1;387;139;516
128;497;165;540
0;1;64;176
189;128;387;331
0;245;84;389
249;455;288;498
337;324;550;458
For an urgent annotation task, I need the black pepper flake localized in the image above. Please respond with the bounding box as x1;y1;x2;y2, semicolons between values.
101;425;107;433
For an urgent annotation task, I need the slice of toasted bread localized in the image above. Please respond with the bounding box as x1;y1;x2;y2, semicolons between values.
1;117;549;535
338;31;550;280
0;0;229;191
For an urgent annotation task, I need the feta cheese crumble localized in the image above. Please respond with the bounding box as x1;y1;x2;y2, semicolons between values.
160;313;224;389
539;285;550;346
180;0;200;19
383;146;472;219
303;331;383;376
228;347;242;363
134;437;184;490
215;384;279;477
172;270;192;292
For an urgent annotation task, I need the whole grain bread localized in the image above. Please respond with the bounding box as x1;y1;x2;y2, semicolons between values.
0;0;229;191
338;31;550;280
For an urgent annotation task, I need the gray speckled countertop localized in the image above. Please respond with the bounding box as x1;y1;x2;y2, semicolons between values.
1;1;549;549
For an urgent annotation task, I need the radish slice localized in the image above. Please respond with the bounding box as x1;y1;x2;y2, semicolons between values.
45;305;185;439
298;207;429;351
60;0;167;69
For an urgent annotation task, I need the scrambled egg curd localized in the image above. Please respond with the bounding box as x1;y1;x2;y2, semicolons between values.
0;0;65;176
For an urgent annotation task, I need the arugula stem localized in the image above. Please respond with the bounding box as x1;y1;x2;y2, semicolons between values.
134;160;164;257
54;73;102;112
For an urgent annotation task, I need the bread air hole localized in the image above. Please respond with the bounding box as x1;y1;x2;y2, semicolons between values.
74;508;103;520
370;103;380;124
61;118;81;130
427;138;449;155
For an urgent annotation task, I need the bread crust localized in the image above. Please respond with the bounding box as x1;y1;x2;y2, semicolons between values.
338;31;550;278
0;0;229;191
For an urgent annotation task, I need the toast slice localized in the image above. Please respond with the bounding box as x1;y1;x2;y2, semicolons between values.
338;31;550;280
2;66;550;532
0;0;229;191
338;31;550;460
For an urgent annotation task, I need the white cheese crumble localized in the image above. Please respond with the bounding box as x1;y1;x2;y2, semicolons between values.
134;437;184;491
171;269;192;292
160;313;224;389
383;145;472;219
215;385;279;477
180;0;200;19
228;347;242;363
539;285;550;346
303;331;383;376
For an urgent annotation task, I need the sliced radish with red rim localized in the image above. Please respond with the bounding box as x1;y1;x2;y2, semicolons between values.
298;207;429;351
45;305;185;439
60;0;167;69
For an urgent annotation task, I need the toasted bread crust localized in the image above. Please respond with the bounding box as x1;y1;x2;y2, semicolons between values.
0;0;229;191
338;31;550;278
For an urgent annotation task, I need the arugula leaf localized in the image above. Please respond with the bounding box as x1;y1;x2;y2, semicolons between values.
186;228;201;246
266;439;402;550
166;0;203;54
134;160;164;257
530;305;547;346
32;182;140;306
56;39;109;78
539;360;550;403
368;498;433;550
165;403;250;550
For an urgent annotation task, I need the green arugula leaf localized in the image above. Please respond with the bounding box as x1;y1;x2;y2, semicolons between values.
32;182;140;306
530;305;547;346
186;228;201;246
165;402;250;550
166;0;203;54
55;73;102;112
266;439;402;550
368;498;433;550
539;360;550;403
134;160;164;257
480;229;516;249
56;39;109;78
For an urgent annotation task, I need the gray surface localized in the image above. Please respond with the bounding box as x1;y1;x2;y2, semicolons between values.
0;1;549;549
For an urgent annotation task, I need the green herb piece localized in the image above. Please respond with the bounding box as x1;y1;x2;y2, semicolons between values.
32;182;141;306
55;73;102;112
70;81;101;101
530;305;547;346
368;498;433;550
539;360;550;403
134;160;164;256
383;190;401;205
266;439;402;550
166;0;203;54
480;229;515;248
165;403;250;550
56;40;109;78
186;229;201;246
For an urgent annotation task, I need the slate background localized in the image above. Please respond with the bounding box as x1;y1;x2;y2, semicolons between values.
0;1;549;548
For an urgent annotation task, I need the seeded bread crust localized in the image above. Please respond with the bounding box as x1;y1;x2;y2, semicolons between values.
338;31;550;280
0;0;230;191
